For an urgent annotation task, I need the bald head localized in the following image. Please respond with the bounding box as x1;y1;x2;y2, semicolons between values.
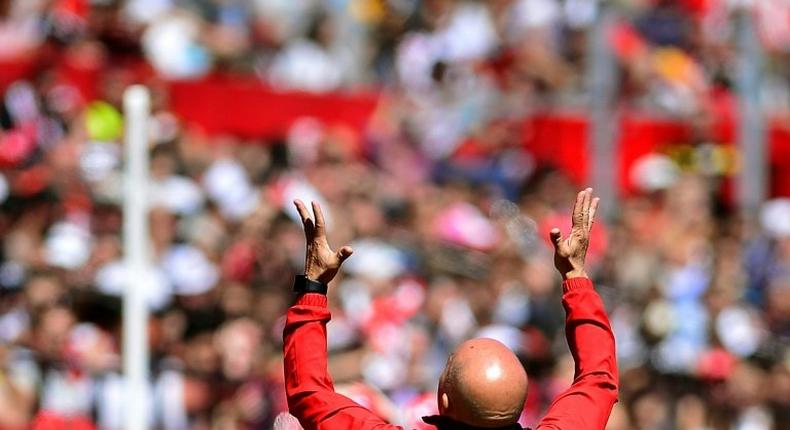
437;338;528;428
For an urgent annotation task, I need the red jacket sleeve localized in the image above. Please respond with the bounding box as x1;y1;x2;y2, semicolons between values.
536;278;619;430
283;293;403;430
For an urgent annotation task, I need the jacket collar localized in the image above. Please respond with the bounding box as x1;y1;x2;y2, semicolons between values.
421;415;526;430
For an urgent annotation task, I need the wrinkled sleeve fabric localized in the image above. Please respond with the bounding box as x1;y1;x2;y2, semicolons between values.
536;278;619;430
283;293;403;430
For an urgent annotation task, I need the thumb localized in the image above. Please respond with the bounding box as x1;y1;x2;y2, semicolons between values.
336;246;354;263
549;228;563;249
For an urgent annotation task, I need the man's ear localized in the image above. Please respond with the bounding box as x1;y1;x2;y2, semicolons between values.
440;392;450;413
437;361;452;414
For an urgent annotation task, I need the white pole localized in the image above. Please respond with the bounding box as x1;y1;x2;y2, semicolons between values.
735;10;766;216
587;5;619;219
123;85;151;430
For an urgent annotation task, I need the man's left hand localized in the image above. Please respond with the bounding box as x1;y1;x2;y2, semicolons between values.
294;200;353;284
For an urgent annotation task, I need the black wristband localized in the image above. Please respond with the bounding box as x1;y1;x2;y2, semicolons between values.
293;275;328;295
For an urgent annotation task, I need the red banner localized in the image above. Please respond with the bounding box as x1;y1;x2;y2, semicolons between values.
522;111;790;196
168;76;379;139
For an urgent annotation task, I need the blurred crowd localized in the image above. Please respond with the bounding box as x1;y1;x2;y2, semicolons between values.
1;0;790;430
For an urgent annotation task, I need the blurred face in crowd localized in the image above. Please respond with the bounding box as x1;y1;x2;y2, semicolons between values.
24;274;63;310
33;306;76;359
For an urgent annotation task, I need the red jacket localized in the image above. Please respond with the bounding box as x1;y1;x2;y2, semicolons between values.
284;277;618;430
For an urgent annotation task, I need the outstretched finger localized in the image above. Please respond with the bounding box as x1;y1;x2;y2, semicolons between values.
581;188;592;229
294;200;314;234
311;201;326;237
587;197;600;231
294;200;311;223
336;246;354;263
572;189;585;229
549;227;563;250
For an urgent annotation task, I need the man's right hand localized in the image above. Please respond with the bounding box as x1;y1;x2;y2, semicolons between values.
549;188;599;280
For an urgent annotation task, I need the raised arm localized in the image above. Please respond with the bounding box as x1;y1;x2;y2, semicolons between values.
537;189;619;430
284;200;402;430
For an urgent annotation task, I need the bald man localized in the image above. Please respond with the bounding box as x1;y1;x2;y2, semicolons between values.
284;189;618;430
